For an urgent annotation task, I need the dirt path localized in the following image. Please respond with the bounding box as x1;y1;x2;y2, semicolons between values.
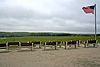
0;46;100;67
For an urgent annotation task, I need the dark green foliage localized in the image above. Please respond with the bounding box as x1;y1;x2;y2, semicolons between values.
0;32;100;37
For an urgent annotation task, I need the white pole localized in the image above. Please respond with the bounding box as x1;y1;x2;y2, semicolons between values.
95;4;96;40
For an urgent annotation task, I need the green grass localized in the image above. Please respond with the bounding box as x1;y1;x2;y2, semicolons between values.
0;36;100;43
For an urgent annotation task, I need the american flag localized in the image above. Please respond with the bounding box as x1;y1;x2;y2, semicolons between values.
82;5;95;14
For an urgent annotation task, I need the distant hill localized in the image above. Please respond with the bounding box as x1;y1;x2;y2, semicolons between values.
0;32;99;37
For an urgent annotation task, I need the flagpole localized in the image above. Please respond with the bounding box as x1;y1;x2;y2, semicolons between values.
95;4;96;40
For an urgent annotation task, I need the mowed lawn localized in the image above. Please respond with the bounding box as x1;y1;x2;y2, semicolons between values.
0;36;100;43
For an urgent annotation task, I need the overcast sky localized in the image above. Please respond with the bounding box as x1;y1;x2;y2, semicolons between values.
0;0;100;34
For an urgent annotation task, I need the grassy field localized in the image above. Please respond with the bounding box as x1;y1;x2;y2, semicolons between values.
0;36;100;43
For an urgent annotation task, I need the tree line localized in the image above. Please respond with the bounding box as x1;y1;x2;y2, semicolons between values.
0;32;100;37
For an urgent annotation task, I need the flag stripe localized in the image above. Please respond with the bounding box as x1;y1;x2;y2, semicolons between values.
82;5;95;14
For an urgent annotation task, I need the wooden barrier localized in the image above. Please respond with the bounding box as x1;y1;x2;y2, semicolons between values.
32;41;42;48
7;42;20;50
65;40;78;49
8;42;19;46
0;43;8;50
57;41;62;48
0;39;98;52
0;43;6;48
0;43;9;52
84;40;97;48
77;40;80;47
19;42;33;50
44;41;57;50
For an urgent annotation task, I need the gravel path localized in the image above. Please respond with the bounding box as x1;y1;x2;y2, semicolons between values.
0;46;100;67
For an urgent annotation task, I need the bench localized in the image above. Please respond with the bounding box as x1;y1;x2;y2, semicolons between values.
19;42;33;50
0;43;8;49
44;41;57;50
0;43;6;48
32;41;42;48
84;40;97;48
57;41;62;48
65;40;78;49
7;42;20;50
0;43;9;52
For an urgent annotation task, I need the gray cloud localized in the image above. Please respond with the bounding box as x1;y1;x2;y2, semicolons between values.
0;0;100;34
